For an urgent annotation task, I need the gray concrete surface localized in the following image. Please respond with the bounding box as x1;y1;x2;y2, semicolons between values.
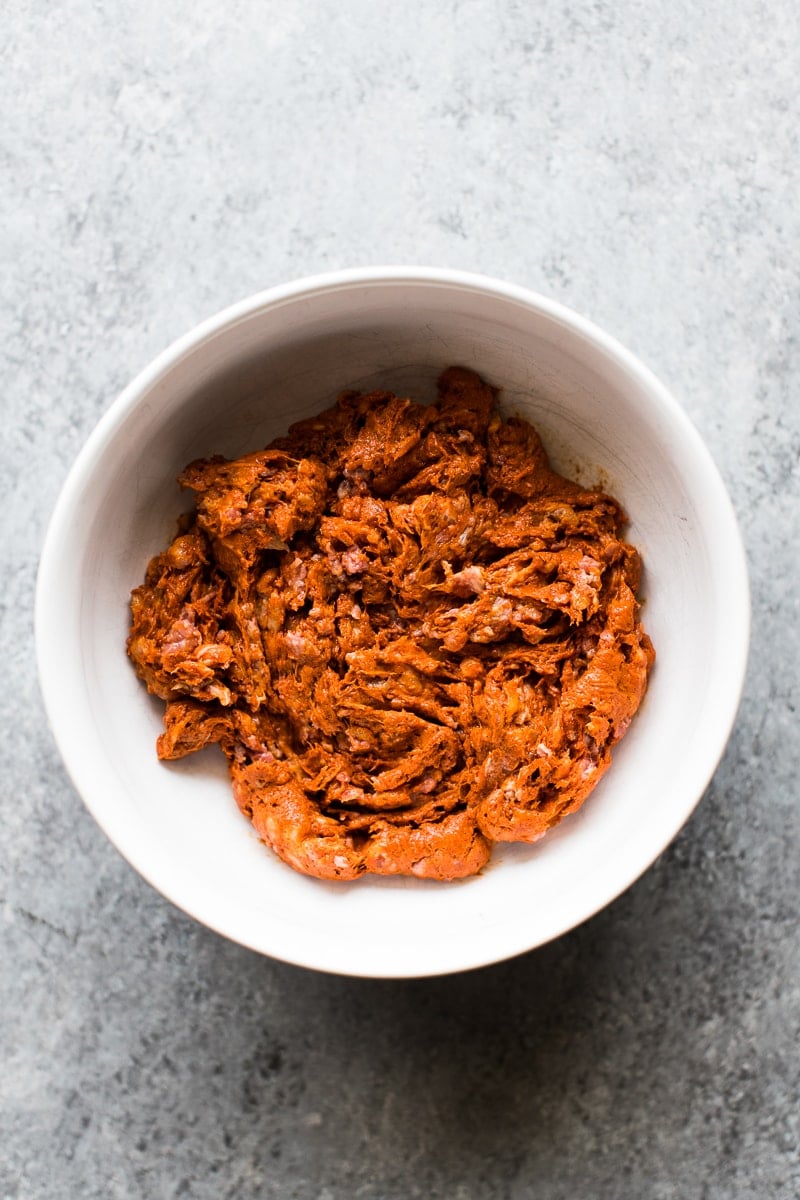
2;1;798;1197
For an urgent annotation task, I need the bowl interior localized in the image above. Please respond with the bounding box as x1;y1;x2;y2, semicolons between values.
38;275;748;976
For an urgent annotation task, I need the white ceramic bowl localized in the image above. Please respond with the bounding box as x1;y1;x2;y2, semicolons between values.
36;268;749;977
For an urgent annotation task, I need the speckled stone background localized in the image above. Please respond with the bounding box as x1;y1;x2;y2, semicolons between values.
3;2;799;1197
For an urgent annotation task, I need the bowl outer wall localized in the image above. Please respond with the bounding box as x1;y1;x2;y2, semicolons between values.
35;267;750;977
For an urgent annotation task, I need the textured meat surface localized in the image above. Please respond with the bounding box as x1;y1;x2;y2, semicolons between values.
128;368;654;881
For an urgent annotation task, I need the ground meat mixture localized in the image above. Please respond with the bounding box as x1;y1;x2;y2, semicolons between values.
128;367;654;881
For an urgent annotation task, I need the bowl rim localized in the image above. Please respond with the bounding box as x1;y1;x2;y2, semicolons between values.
35;266;751;977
